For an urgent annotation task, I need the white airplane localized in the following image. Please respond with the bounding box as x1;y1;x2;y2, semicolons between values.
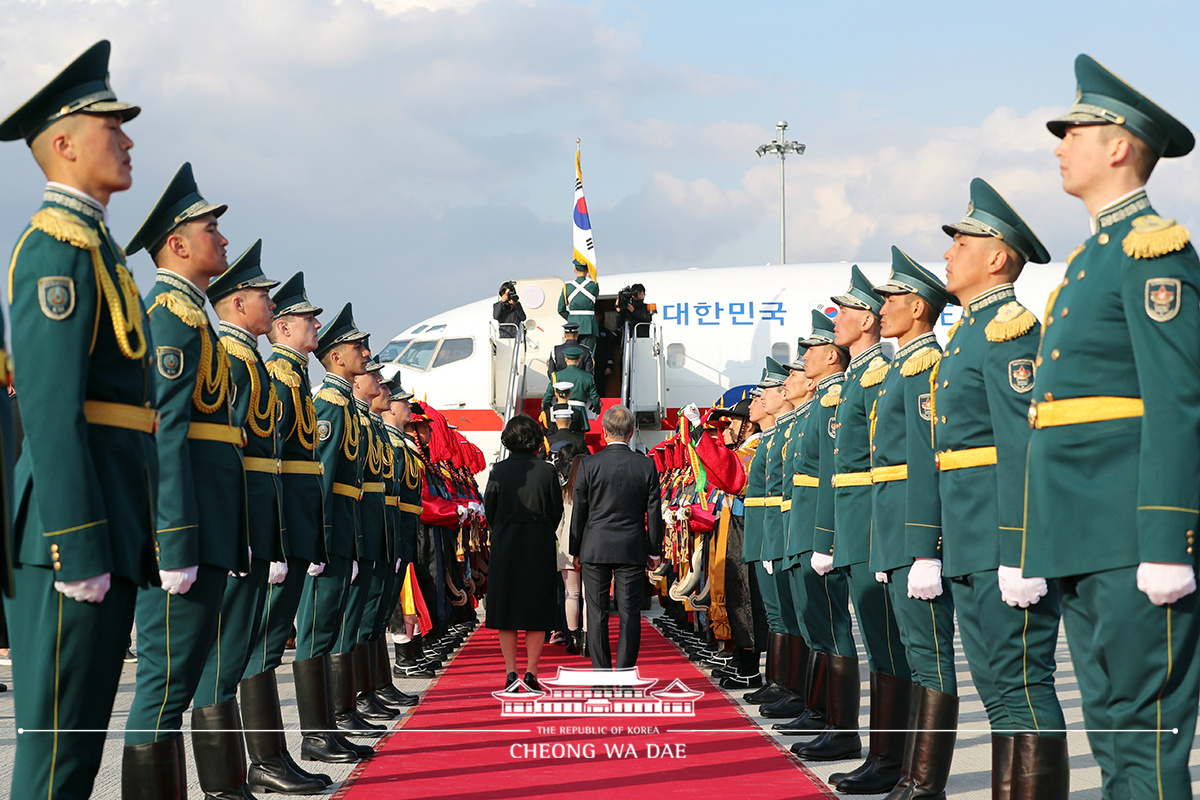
377;262;1065;468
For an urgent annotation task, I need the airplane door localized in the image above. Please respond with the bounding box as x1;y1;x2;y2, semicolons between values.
628;320;666;430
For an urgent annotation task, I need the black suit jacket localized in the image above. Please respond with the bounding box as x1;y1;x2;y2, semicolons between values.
569;443;663;565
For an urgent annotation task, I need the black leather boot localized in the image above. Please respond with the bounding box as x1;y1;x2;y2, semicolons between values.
293;654;372;762
374;639;419;707
1011;734;1068;800
239;669;328;794
833;672;913;794
991;734;1015;800
354;644;400;720
191;699;253;800
121;737;184;800
774;649;827;734
760;634;808;718
331;651;386;737
392;639;436;679
791;653;862;761
745;632;786;704
884;685;957;800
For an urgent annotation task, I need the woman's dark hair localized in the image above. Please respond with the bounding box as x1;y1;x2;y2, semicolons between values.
563;454;586;502
501;414;542;454
498;280;516;297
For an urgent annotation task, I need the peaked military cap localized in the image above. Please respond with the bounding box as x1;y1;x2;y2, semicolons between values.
831;265;884;314
562;322;581;332
0;40;140;145
758;357;787;388
206;239;278;304
383;375;413;402
572;259;589;270
314;303;369;360
271;271;323;318
874;246;958;313
942;178;1052;264
552;406;575;420
553;381;575;391
563;346;584;357
126;163;227;255
363;357;384;374
799;308;838;347
1047;54;1194;158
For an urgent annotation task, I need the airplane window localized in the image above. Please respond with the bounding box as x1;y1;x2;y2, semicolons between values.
772;342;790;364
398;340;439;370
409;325;426;334
666;343;686;369
426;324;447;333
431;337;474;369
378;339;412;363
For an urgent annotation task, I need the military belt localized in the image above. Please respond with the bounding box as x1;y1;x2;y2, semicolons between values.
362;482;386;494
780;499;792;512
385;496;400;507
398;502;423;514
333;482;362;500
1028;397;1144;429
871;465;908;482
743;497;767;507
763;496;783;507
832;471;872;488
792;474;819;488
188;422;245;447
281;460;324;476
83;400;159;434
244;457;283;474
935;447;997;471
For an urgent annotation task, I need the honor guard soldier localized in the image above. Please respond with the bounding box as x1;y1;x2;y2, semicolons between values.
305;304;382;739
258;277;372;764
206;244;333;794
1028;55;1200;798
558;259;600;354
548;322;595;374
938;181;1067;798
819;264;913;780
542;346;600;430
777;311;856;758
0;41;148;800
739;384;777;706
868;248;959;800
546;405;587;452
123;163;252;798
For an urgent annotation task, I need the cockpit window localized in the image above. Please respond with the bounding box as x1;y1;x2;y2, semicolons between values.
398;340;439;370
378;339;411;363
431;337;474;368
426;324;446;333
409;325;426;334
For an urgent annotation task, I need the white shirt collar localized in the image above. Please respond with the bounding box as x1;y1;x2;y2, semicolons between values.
605;440;630;448
46;181;108;224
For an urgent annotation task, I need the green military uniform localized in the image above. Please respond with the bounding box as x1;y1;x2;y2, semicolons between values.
934;182;1068;797
195;241;281;710
1027;56;1200;799
542;356;601;430
125;166;251;774
864;249;963;797
558;267;600;354
0;41;151;800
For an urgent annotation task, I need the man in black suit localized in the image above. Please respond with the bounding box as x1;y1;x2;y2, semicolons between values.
570;406;664;669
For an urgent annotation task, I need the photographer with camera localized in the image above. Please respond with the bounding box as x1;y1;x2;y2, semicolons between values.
493;280;527;339
617;283;653;338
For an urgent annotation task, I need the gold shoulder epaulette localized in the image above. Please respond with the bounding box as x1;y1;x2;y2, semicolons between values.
900;346;941;377
1065;244;1085;265
985;301;1036;342
30;208;99;251
945;318;964;342
222;337;257;365
150;290;207;329
1124;215;1190;260
388;431;404;447
265;358;300;388
315;386;348;406
820;383;842;407
860;356;889;388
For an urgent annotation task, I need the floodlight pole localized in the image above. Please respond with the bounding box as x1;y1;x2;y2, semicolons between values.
755;121;806;265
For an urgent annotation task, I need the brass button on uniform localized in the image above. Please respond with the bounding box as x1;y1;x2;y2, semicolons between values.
1044;392;1054;402
943;380;949;388
969;317;976;325
1098;233;1110;245
1035;355;1043;367
50;544;59;553
1077;270;1086;280
1061;308;1068;317
1051;349;1060;361
1046;316;1054;326
954;347;960;354
940;416;947;424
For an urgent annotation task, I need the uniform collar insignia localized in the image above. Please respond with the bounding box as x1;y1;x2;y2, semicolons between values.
44;183;105;223
155;269;206;307
796;398;814;414
849;342;883;371
1093;188;1149;233
324;373;353;393
218;320;258;349
776;406;800;424
369;411;384;423
817;371;845;391
966;284;1016;314
354;397;370;412
897;331;938;358
760;423;776;436
385;422;403;435
271;343;308;366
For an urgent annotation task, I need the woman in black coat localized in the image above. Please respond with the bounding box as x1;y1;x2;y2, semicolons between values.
484;414;564;690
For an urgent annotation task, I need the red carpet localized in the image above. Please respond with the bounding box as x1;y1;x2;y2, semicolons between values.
341;618;834;799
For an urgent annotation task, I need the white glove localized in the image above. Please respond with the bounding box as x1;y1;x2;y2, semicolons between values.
268;561;289;585
762;560;773;576
1137;562;1197;606
875;571;889;584
54;572;111;603
160;566;199;595
351;560;360;584
681;403;701;428
810;552;834;576
456;505;469;524
307;561;326;577
907;558;943;601
997;565;1047;608
470;501;484;516
395;558;402;574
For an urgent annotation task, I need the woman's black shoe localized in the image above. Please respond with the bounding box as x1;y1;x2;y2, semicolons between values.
505;671;519;688
524;673;542;692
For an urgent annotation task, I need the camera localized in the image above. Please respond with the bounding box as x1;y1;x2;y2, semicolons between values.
618;286;634;308
507;291;519;303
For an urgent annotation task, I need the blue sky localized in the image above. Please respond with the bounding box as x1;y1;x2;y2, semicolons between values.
0;0;1196;344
